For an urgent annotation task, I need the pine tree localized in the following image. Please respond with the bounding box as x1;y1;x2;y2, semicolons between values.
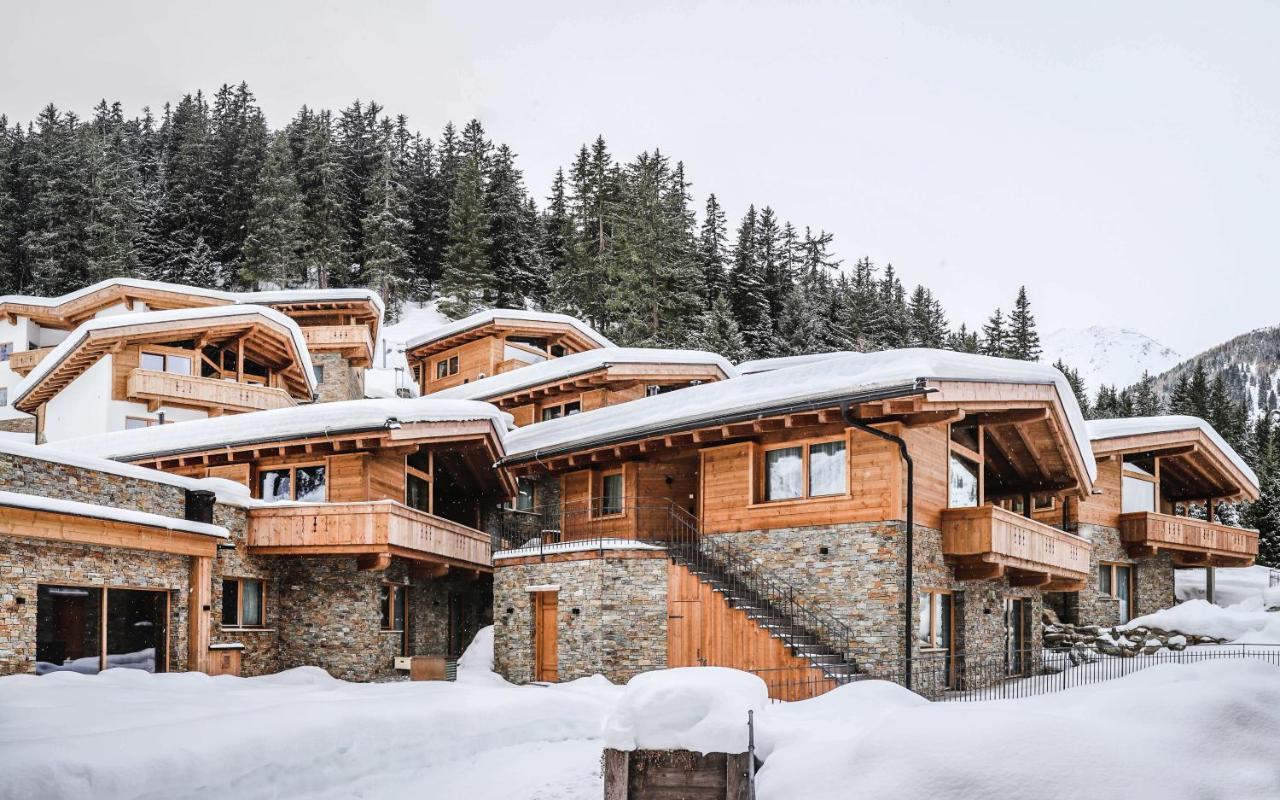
359;118;412;312
0;119;21;292
240;132;306;288
438;153;492;316
981;308;1008;357
20;105;90;294
697;193;728;307
289;107;346;288
1129;372;1162;417
1053;359;1090;416
1007;286;1041;360
82;100;140;283
694;294;747;362
727;206;770;356
208;83;268;275
486;144;542;306
540;168;575;308
907;285;948;348
1092;385;1121;419
946;323;980;354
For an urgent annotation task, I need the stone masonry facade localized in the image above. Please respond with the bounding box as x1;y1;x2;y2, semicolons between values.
494;551;668;684
1048;523;1175;629
312;352;365;403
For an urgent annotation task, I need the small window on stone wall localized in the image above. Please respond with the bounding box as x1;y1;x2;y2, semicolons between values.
222;578;265;628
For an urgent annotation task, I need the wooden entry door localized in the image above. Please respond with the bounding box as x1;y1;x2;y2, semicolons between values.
534;591;558;682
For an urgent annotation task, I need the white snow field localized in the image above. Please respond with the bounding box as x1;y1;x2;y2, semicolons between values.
4;628;1280;799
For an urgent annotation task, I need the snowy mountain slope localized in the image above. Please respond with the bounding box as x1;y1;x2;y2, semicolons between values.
1153;325;1280;419
1041;326;1181;392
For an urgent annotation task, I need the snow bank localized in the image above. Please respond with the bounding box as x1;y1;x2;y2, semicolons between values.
1087;414;1259;490
1177;564;1278;606
1122;598;1280;644
603;667;767;754
757;660;1280;800
736;351;857;375
0;665;617;800
52;397;512;461
506;348;1096;482
427;347;738;402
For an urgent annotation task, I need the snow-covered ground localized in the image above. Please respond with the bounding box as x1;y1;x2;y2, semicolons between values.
5;626;1280;799
1176;564;1279;606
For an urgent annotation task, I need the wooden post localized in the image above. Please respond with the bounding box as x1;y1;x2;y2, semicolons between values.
1022;490;1032;519
188;555;212;673
603;750;629;800
236;337;244;383
1206;498;1215;523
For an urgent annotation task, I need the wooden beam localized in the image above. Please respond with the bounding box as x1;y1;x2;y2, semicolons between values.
188;555;212;673
356;552;393;571
975;408;1049;426
900;410;965;429
952;561;1004;581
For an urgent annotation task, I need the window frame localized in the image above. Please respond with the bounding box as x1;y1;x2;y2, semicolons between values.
256;461;328;503
380;583;409;657
1121;463;1159;514
221;577;267;629
435;354;461;380
0;342;11;362
915;588;954;652
36;582;172;673
139;346;195;376
757;435;850;505
593;469;626;518
1099;562;1135;621
540;399;583;421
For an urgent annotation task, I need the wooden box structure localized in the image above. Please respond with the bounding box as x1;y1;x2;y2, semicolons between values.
604;749;751;800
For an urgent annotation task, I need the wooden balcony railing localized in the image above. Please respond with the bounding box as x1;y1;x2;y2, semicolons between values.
247;500;492;570
942;505;1092;590
1120;512;1258;567
7;346;55;376
301;325;374;366
127;369;298;414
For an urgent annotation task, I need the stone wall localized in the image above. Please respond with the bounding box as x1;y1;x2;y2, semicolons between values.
312;353;364;403
0;536;191;675
274;555;456;681
209;503;280;676
0;417;34;435
493;551;668;684
1136;553;1175;617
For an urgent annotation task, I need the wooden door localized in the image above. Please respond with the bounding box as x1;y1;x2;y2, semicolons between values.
534;591;558;682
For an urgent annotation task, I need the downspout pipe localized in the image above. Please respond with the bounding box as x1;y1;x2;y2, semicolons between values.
841;400;915;691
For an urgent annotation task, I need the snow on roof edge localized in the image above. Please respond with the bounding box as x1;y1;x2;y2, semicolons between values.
12;304;317;407
427;347;739;401
0;490;228;538
1087;415;1259;490
402;308;615;351
0;278;384;315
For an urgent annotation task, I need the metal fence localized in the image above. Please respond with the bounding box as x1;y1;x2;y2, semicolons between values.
1270;568;1280;589
749;643;1280;703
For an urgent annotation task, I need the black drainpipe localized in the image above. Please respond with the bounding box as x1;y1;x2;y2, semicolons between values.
841;401;914;691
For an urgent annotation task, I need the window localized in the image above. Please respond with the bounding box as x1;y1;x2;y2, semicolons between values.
1005;597;1031;676
540;400;582;421
1122;463;1157;514
515;478;535;511
125;416;161;430
221;578;265;628
1100;563;1134;624
948;452;980;508
915;589;953;651
406;450;431;513
36;585;168;674
0;387;6;406
599;471;624;516
0;342;11;362
140;350;192;375
312;364;325;383
1033;495;1056;511
257;464;327;502
435;355;460;379
762;439;847;502
380;583;408;656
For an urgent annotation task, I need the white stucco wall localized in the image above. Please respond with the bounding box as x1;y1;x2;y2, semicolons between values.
0;317;34;420
44;357;113;442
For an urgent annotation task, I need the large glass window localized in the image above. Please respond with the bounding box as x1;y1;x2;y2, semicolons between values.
764;446;804;501
1122;465;1157;513
916;589;953;651
258;465;326;502
600;472;624;515
141;351;192;375
808;441;847;497
515;478;535;511
948;452;980;508
406;474;431;513
36;585;168;674
1100;563;1135;624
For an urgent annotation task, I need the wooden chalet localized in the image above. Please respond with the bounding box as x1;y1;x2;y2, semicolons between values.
427;347;738;427
492;350;1101;696
402;309;615;395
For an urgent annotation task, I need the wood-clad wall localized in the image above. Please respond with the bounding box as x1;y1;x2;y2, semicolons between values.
667;561;836;700
422;337;504;393
899;422;950;531
186;450;408;505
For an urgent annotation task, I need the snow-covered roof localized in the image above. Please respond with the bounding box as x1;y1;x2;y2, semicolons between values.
402;308;616;351
11;304;317;407
0;436;256;507
55;397;513;461
426;348;738;401
0;278;384;315
504;348;1097;482
0;490;228;538
1087;415;1258;490
736;351;858;375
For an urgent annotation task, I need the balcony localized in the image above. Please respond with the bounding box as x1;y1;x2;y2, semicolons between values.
8;346;54;376
247;500;492;571
301;325;374;367
942;505;1092;590
1119;512;1258;567
127;369;298;414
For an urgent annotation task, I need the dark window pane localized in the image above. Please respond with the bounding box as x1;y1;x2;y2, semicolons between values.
393;587;406;632
241;580;263;627
37;585;102;674
221;579;239;626
106;588;167;673
601;473;624;515
515;478;535;511
380;585;391;629
407;449;431;473
564;401;581;416
436;360;448;379
406;474;431;513
950;421;980;451
312;364;324;383
295;465;326;502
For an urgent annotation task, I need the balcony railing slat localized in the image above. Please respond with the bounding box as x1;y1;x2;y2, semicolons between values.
127;368;297;413
942;504;1091;580
1119;511;1258;560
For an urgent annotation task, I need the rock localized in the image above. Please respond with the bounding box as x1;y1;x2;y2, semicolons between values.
1042;608;1062;626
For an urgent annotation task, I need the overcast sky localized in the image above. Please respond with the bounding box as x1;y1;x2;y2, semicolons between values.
3;1;1277;356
